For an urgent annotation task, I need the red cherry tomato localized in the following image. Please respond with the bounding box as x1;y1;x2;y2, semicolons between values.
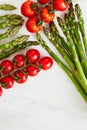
0;60;14;74
0;87;3;96
1;75;14;89
13;54;25;68
52;0;69;11
26;49;40;63
39;56;53;70
14;70;28;84
26;17;42;33
21;0;37;17
38;0;50;4
26;65;39;76
40;6;55;22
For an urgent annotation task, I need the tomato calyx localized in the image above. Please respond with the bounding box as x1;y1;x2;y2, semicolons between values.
0;66;4;72
36;19;43;26
1;82;7;88
12;72;21;81
48;7;55;14
31;3;38;10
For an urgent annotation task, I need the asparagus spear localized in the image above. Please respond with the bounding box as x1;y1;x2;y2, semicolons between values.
64;13;77;48
0;41;39;60
75;4;87;54
0;35;29;53
64;13;83;67
57;17;87;92
0;25;22;40
0;18;24;29
49;22;71;56
0;4;16;11
64;13;79;57
0;14;22;21
36;33;87;102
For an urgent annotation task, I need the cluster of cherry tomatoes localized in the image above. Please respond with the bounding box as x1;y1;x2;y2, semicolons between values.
21;0;69;33
0;49;53;96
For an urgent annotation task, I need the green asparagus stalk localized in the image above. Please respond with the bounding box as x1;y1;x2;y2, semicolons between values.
36;33;87;102
64;13;81;62
57;17;87;92
0;14;22;21
0;18;24;29
0;4;16;11
64;13;82;59
0;35;29;53
75;4;87;54
64;13;77;47
49;22;71;56
0;25;22;40
0;41;39;60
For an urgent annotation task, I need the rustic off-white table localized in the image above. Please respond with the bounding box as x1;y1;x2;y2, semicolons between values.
0;0;87;130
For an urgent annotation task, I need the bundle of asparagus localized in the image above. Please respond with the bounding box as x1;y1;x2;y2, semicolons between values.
36;3;87;102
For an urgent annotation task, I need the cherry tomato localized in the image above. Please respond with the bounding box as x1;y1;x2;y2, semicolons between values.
52;0;69;11
14;70;28;84
26;49;40;63
21;0;37;17
38;0;50;4
40;6;55;22
13;54;25;68
39;56;53;70
1;75;14;89
26;65;39;76
26;17;42;33
0;87;3;96
0;60;14;74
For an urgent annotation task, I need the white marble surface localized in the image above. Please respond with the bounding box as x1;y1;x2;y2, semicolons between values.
0;0;87;130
